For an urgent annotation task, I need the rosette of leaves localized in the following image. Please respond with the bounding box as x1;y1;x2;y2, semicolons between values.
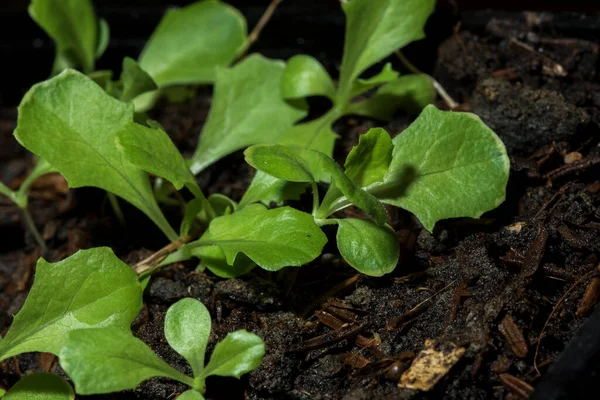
60;298;265;398
241;0;438;206
243;105;510;276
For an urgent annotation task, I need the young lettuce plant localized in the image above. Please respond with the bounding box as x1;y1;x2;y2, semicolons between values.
162;106;509;278
241;0;437;205
240;105;510;276
60;298;265;398
14;70;189;241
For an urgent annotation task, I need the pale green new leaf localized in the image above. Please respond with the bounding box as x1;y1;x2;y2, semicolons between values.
139;0;247;87
190;55;307;174
59;328;193;395
336;219;399;276
350;63;398;98
29;0;98;73
96;18;110;59
201;330;265;379
244;145;387;224
347;74;435;120
14;70;177;240
165;298;211;376
192;246;255;278
240;111;340;207
0;248;142;361
116;121;194;190
371;105;510;231
320;128;393;213
281;55;336;101
338;0;435;101
178;391;205;400
239;171;306;208
344;128;393;187
165;299;211;377
180;198;205;236
3;373;74;400
189;204;326;271
118;57;157;102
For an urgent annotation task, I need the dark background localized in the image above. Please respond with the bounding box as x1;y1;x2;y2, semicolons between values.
1;0;599;105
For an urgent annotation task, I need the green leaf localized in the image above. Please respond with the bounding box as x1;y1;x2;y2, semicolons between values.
336;219;399;276
239;171;306;208
14;70;177;241
139;0;247;87
281;55;336;101
165;299;211;378
3;373;74;400
190;55;307;174
0;248;142;361
244;145;388;224
350;63;398;98
320;128;392;213
189;204;327;271
96;18;110;59
201;330;264;379
192;246;255;278
348;74;435;120
276;112;340;156
178;391;205;400
372;105;510;231
29;0;98;73
180;198;205;236
0;388;5;397
116;120;193;190
338;0;435;101
118;57;158;102
344;128;393;187
239;111;340;207
59;328;194;395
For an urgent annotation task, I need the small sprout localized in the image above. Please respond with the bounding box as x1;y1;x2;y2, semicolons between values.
60;298;265;396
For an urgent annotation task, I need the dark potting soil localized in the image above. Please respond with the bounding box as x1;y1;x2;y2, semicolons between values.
2;8;600;400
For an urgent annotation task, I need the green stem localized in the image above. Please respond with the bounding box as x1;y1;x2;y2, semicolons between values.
107;193;126;226
21;207;47;253
0;181;18;205
311;181;320;217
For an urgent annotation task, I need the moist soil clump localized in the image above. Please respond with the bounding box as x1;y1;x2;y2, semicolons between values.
2;9;600;400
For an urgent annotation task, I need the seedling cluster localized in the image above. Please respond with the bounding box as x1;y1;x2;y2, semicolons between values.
0;0;509;397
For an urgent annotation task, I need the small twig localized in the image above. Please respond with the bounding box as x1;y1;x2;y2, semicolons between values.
237;0;282;60
395;50;460;110
133;229;203;275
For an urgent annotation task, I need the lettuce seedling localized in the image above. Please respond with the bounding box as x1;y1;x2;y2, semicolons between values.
0;248;142;362
14;70;181;241
29;0;108;74
243;0;437;205
60;298;265;398
1;373;74;400
243;105;510;276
